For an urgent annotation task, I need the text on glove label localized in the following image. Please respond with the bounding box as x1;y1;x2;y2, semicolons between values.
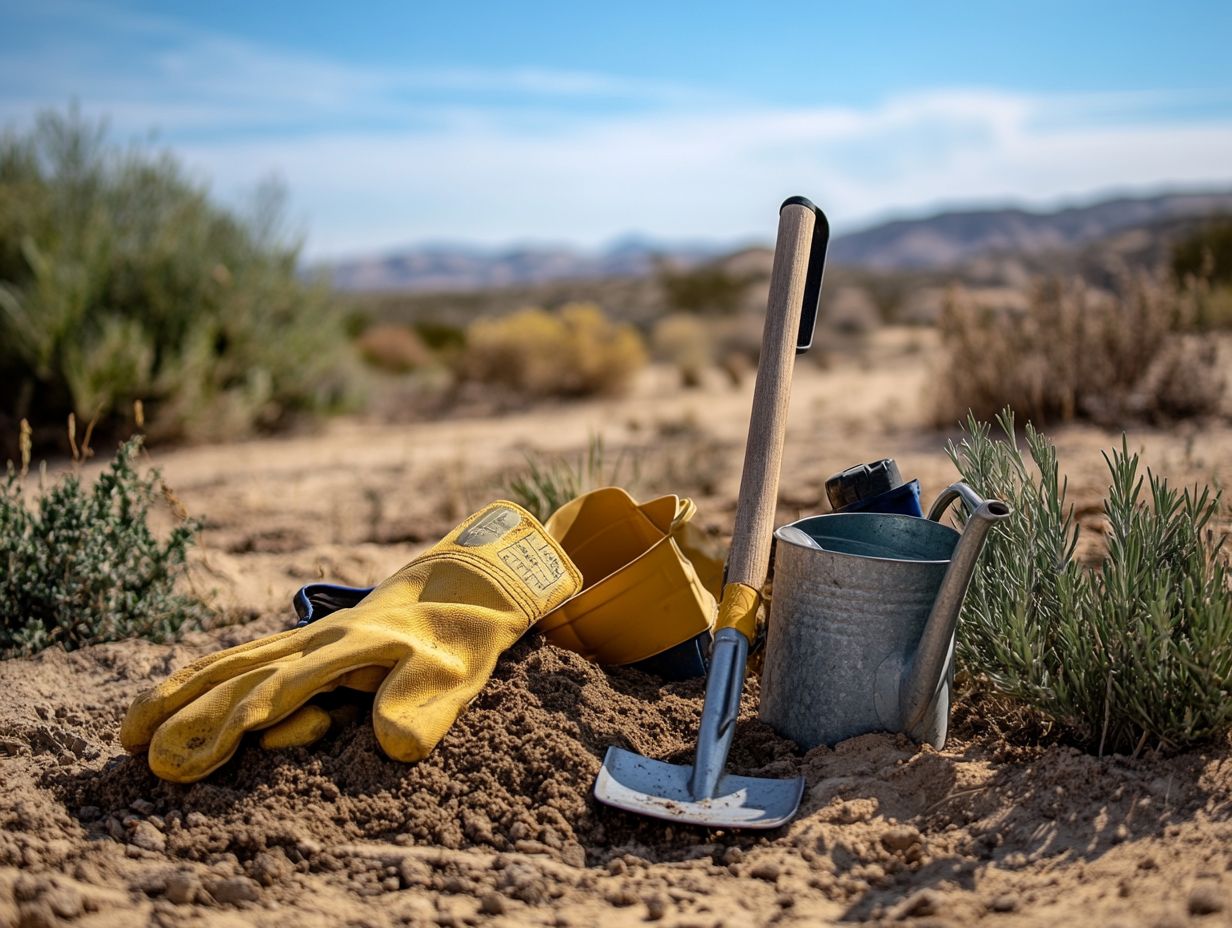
499;537;567;598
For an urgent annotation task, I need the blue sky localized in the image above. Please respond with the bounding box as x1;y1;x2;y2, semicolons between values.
3;0;1232;259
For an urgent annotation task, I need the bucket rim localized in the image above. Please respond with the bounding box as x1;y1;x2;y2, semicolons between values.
775;511;959;565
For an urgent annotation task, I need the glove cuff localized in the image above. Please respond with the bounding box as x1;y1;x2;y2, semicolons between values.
419;501;583;623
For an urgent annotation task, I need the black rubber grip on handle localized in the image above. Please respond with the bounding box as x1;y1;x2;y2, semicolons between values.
780;196;830;354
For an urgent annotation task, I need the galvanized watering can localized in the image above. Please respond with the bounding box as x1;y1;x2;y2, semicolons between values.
759;483;1011;749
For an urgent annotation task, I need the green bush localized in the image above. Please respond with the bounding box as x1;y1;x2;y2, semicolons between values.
950;410;1232;754
0;108;357;449
1;432;205;657
658;261;754;316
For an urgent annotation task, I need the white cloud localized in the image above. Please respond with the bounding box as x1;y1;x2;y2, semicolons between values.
3;3;1231;257
170;90;1232;258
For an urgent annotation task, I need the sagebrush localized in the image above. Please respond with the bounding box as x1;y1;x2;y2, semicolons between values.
934;273;1226;427
0;108;357;450
459;303;646;398
1;432;205;657
950;410;1232;754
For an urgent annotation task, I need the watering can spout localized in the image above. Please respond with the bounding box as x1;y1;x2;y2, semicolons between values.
898;483;1012;743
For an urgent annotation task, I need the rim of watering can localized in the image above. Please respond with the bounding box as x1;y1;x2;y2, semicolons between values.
775;512;960;565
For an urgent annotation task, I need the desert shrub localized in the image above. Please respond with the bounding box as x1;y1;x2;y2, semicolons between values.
459;303;646;398
1;428;205;657
0;108;357;449
413;320;467;353
822;285;881;335
652;313;715;388
355;323;434;373
934;274;1226;427
658;261;754;316
503;435;638;523
1172;217;1232;287
950;410;1232;754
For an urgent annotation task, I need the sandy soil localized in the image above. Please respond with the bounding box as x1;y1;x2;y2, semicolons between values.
2;329;1231;927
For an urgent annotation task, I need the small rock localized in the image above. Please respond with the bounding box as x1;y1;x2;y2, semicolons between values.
749;861;780;882
77;806;102;822
398;858;431;887
644;894;668;921
989;894;1018;913
881;825;922;853
164;873;199;905
251;849;292;886
16;900;56;928
889;888;942;920
105;817;126;842
1189;883;1226;916
184;812;208;828
479;893;506;915
130;799;156;816
560;843;586;868
604;886;638;907
208;876;260;906
722;847;744;865
130;821;166;853
513;839;552;856
44;887;84;920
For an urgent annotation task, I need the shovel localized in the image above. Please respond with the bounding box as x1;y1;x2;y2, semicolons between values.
594;196;829;828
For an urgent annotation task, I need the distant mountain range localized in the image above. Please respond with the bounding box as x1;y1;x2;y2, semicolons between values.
828;191;1232;270
322;236;725;292
321;191;1232;292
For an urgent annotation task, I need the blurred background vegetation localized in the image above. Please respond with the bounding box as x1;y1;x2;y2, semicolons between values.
0;109;357;453
3;107;1232;461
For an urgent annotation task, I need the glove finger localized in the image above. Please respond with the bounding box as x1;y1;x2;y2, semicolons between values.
257;670;379;751
259;705;332;750
335;665;386;693
147;643;397;782
121;627;308;752
371;650;491;763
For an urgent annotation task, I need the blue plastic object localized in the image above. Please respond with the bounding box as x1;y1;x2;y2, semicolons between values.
825;459;924;518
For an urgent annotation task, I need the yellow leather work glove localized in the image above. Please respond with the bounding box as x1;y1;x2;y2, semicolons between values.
121;501;582;783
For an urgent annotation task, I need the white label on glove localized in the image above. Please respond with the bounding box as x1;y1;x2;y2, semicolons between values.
499;537;567;598
457;506;522;547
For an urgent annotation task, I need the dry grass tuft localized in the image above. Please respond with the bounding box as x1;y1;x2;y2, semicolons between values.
934;273;1227;427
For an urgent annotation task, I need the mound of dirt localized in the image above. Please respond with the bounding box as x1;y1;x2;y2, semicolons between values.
2;618;1231;927
65;636;769;869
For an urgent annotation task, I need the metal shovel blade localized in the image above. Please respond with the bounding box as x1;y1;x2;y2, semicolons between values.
594;746;804;829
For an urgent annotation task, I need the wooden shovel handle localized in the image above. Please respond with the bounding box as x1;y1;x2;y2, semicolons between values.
724;201;818;592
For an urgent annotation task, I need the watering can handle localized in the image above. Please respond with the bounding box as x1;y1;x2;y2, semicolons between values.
926;482;989;523
722;198;825;604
